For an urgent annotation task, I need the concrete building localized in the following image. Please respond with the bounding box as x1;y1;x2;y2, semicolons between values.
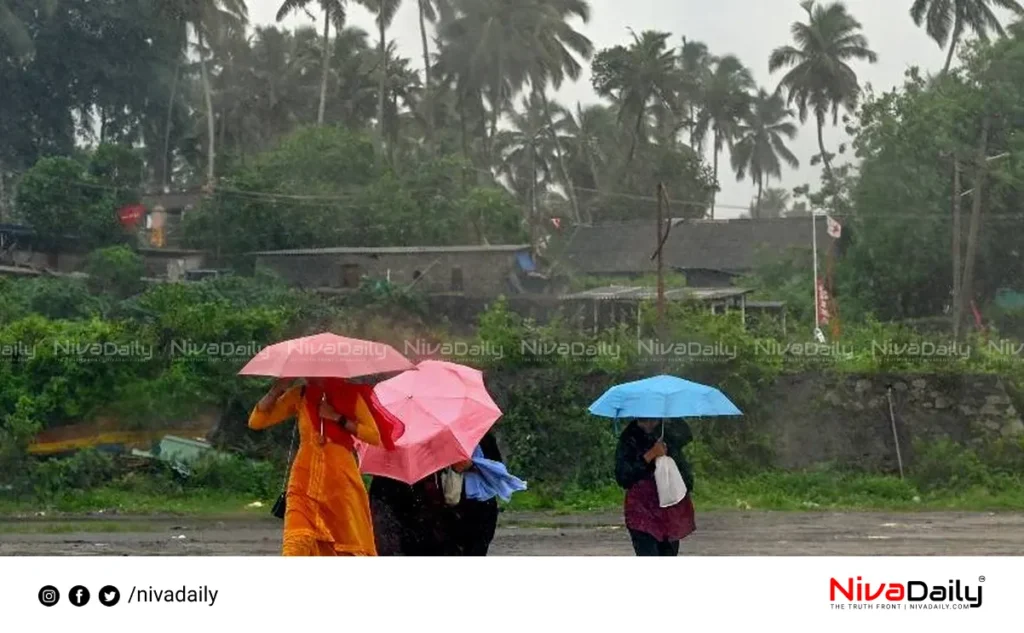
250;244;533;295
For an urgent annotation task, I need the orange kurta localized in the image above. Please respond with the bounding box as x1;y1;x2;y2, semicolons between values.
249;385;381;556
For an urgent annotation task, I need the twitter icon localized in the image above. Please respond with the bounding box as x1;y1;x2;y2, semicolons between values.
99;586;120;607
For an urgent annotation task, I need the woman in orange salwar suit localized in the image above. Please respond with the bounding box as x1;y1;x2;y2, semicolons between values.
249;378;385;556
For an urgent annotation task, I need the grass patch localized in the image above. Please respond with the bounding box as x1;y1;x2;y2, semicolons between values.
0;489;268;517
4;471;1024;519
505;472;1024;514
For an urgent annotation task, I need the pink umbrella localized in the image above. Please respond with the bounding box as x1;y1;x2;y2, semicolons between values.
237;332;413;379
356;360;502;484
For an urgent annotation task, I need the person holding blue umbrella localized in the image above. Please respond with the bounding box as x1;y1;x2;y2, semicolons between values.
590;375;742;557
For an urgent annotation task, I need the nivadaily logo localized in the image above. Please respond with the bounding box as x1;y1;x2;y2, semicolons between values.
830;576;984;610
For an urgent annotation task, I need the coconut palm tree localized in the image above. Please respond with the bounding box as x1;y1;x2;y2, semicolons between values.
358;0;402;163
276;0;347;126
164;0;249;186
555;102;617;221
769;0;876;181
591;30;677;164
910;0;1024;74
678;36;711;148
437;0;592;163
521;0;592;224
415;0;453;146
731;89;800;217
693;54;754;218
495;94;558;242
759;187;793;218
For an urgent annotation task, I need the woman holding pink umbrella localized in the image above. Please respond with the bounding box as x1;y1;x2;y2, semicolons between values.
240;333;412;557
358;360;524;556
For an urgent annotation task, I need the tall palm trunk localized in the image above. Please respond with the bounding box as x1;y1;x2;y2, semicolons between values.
755;178;763;219
198;29;216;186
317;9;332;126
956;116;990;340
376;18;386;164
711;130;720;219
539;91;580;224
943;20;963;75
816;112;833;181
488;63;503;163
417;0;433;147
627;108;644;164
163;60;181;189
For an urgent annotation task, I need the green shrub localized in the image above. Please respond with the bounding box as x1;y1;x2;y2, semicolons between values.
85;245;146;299
31;450;118;500
185;453;280;498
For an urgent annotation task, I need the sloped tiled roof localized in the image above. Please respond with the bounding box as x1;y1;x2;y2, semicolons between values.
559;216;830;275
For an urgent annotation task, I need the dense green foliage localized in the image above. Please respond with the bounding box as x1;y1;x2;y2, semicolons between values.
181;126;527;256
4;1;1024;512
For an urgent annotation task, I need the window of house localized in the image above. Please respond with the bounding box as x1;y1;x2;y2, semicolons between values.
341;263;362;288
450;266;464;292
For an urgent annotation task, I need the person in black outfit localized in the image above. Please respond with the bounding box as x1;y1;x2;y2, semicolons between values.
368;473;448;555
614;419;696;556
447;431;502;556
368;431;503;556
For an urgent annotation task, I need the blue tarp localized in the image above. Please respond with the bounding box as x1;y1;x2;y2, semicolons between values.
515;250;536;272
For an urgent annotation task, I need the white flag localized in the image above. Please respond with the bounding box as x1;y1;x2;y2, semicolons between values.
826;215;842;239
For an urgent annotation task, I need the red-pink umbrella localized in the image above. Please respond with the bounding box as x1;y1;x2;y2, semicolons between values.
237;332;413;379
356;360;502;484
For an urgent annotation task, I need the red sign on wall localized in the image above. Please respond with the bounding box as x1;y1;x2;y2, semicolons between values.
117;204;146;228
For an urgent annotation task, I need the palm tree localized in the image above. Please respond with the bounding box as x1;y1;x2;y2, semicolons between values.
521;0;593;224
276;0;347;126
591;30;677;164
166;0;249;186
759;187;793;218
910;0;1024;74
731;89;800;217
358;0;402;163
437;0;592;163
678;36;711;148
415;0;453;147
555;102;616;221
495;94;558;243
769;0;876;181
693;55;754;218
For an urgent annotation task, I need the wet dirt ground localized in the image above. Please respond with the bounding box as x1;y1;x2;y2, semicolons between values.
2;510;1024;555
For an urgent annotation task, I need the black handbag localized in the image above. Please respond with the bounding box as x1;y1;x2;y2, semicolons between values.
272;413;299;520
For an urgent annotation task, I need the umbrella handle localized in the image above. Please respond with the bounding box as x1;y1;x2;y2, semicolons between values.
659;420;665;441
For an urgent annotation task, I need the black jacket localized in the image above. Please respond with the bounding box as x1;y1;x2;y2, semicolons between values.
614;421;695;493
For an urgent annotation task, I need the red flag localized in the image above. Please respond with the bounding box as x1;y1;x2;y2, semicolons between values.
117;204;146;228
816;278;831;324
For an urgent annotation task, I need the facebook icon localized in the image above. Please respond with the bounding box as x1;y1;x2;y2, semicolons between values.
69;586;90;607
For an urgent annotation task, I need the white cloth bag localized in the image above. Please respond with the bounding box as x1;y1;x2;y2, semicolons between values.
441;469;464;506
654;456;687;508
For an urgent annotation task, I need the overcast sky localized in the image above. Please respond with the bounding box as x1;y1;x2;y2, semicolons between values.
249;0;962;218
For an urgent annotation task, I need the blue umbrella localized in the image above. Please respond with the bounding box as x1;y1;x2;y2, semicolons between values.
588;374;743;419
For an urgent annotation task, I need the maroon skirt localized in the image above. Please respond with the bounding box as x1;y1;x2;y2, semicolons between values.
624;478;696;543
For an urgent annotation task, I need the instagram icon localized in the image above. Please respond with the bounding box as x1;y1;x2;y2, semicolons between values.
38;586;60;607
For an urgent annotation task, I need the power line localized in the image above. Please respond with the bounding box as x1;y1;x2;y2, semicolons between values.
30;177;1024;223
